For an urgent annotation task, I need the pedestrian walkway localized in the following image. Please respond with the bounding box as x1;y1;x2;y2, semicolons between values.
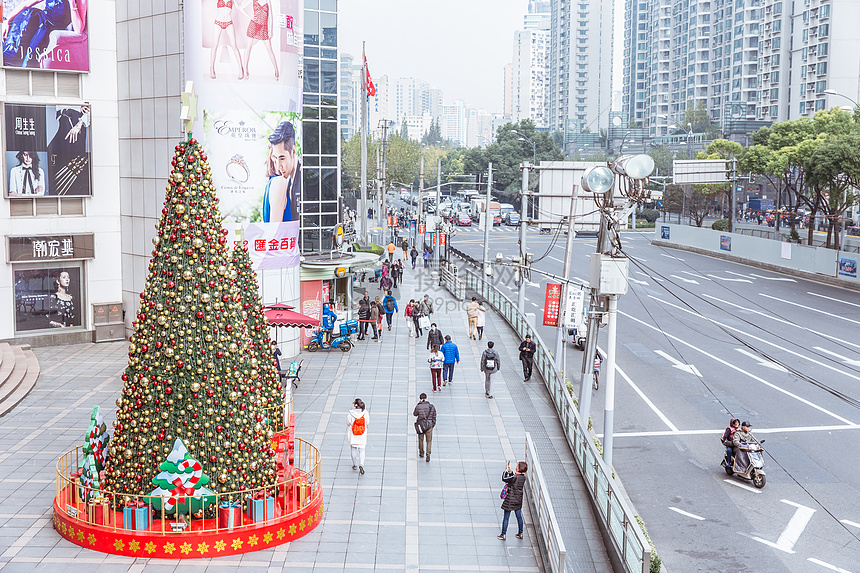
0;253;611;572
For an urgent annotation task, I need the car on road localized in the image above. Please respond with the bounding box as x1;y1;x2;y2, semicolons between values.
504;211;520;226
456;212;472;226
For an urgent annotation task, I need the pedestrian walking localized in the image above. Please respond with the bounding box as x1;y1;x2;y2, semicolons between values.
391;261;402;288
383;290;398;330
480;341;501;399
518;335;536;381
498;461;528;540
401;239;409;259
428;344;444;392
465;296;485;340
423;248;430;268
410;247;418;269
476;303;486;340
357;299;371;340
412;301;425;337
441;335;460;387
387;242;396;262
405;300;415;337
347;398;369;475
374;296;385;338
413;393;437;462
419;294;434;317
368;299;380;340
426;322;444;351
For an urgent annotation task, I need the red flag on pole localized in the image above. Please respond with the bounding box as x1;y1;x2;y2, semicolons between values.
364;56;376;97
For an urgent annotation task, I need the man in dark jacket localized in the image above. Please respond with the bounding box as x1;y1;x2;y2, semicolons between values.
518;335;536;381
357;299;371;340
426;323;444;350
410;247;418;269
413;393;437;462
480;341;501;399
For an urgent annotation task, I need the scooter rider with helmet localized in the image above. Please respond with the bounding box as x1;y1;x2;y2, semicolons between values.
732;421;757;470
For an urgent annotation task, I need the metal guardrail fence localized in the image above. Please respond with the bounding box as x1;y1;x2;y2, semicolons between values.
439;262;465;301
524;432;566;573
464;269;651;573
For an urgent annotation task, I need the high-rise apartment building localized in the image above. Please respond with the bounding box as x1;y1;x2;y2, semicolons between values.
340;53;361;140
548;0;614;146
441;101;468;145
509;6;551;128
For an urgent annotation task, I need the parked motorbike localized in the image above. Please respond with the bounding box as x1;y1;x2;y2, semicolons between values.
721;440;766;489
307;320;358;352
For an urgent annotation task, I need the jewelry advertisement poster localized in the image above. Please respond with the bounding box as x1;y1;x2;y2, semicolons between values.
4;103;92;198
184;0;303;254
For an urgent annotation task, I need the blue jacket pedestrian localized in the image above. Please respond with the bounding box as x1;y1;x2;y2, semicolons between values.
382;291;399;330
440;336;459;387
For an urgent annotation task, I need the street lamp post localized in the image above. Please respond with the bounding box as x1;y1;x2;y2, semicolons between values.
512;130;536;165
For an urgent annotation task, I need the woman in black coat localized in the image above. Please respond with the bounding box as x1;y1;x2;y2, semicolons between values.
498;461;528;540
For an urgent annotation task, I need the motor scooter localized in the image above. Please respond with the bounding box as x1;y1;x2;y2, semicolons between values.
307;320;358;352
721;440;767;488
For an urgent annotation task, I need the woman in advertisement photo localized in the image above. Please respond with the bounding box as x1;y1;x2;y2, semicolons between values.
210;0;245;80
8;149;46;196
239;0;278;80
262;120;301;223
1;0;79;68
47;271;76;327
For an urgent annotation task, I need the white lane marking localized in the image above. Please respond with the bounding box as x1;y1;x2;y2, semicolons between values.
750;273;796;282
607;424;860;438
668;507;705;521
751;500;816;554
629;278;649;286
548;256;566;264
670;274;699;285
814;347;860;367
626;304;857;425
724;480;762;494
808;291;860;309
527;281;541;288
726;270;755;279
703;294;860;352
654;350;702;377
707;274;753;283
807;557;854;573
761;293;860;327
736;348;789;372
636;257;647;262
601;345;679;432
661;253;685;261
682;271;711;280
841;519;860;529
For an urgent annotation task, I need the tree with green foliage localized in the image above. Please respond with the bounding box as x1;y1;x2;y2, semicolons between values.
695;139;743;230
805;131;860;249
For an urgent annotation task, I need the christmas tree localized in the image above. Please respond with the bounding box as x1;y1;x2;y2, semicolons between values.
104;137;277;499
229;246;284;423
149;438;215;514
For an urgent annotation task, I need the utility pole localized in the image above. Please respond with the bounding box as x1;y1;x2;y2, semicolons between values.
436;157;442;268
359;42;368;244
730;156;738;235
555;186;578;380
482;163;493;270
517;162;529;314
603;293;618;468
417;154;425;250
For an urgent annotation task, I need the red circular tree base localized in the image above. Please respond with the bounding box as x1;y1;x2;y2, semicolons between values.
52;493;323;558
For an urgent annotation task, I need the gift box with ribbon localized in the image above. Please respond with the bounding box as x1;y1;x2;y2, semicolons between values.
122;501;151;531
87;496;112;526
246;491;275;522
218;499;241;531
69;468;83;505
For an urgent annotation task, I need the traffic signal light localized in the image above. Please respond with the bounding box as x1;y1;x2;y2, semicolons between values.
749;172;756;183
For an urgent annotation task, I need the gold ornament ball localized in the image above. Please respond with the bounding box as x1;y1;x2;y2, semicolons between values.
229;343;238;353
123;449;133;459
190;382;201;393
152;236;161;246
217;266;227;276
218;473;229;483
201;294;211;303
175;204;186;214
182;270;193;280
229;391;238;402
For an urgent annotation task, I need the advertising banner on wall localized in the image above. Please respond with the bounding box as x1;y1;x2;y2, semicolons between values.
1;0;90;71
183;0;303;230
299;279;322;347
241;220;300;269
4;103;92;198
14;265;82;332
542;283;562;327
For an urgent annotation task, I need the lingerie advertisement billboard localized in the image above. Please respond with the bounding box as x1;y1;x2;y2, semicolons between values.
1;0;90;71
4;103;92;198
183;0;303;228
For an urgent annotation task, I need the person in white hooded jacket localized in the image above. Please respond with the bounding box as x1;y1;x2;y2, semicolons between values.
347;398;369;474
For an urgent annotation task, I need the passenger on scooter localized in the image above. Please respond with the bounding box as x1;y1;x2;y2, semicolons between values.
721;418;740;465
732;421;756;469
322;303;337;345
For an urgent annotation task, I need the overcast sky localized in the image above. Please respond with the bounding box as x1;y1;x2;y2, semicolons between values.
338;1;624;116
338;0;527;113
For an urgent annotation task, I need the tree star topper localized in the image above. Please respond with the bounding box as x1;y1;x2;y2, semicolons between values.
180;81;198;134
